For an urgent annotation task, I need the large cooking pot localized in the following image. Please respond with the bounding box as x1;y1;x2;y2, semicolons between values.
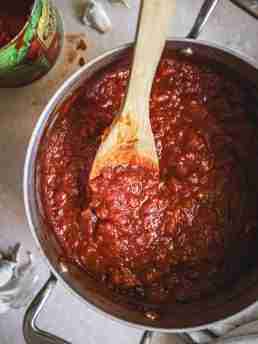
23;0;258;343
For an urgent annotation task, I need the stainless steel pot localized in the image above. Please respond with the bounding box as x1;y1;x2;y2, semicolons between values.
23;1;258;343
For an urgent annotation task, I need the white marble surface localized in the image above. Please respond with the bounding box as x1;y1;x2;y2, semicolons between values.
0;0;258;343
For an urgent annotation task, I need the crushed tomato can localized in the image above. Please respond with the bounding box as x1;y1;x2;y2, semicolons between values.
0;0;63;88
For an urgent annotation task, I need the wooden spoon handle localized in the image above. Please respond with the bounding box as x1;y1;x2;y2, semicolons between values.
124;0;176;120
89;0;176;179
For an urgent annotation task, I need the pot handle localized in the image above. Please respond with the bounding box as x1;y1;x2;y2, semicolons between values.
23;274;71;344
140;331;199;344
187;0;220;39
140;331;153;344
230;0;258;19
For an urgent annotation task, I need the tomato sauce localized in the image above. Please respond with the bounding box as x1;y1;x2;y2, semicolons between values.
0;2;33;48
39;51;258;305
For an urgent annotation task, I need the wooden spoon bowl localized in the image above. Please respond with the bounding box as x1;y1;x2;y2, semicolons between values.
90;0;176;181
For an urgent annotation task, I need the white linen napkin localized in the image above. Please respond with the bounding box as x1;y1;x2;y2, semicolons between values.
150;302;258;343
194;302;258;343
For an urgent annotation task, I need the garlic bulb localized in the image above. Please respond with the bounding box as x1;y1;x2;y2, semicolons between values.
0;245;38;314
83;0;112;33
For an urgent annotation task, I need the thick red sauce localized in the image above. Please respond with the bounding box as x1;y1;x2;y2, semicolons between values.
39;51;258;305
0;2;33;48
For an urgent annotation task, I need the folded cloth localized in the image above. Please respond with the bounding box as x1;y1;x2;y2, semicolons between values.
149;303;258;343
190;302;258;343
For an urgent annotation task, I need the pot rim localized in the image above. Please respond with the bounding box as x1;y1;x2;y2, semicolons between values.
23;38;258;333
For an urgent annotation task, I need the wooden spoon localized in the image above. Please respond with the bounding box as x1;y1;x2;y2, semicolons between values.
90;0;176;181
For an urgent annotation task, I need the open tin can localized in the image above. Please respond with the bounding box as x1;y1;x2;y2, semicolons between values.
0;0;63;88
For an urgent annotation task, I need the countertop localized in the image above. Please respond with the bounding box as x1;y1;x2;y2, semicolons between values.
0;0;258;343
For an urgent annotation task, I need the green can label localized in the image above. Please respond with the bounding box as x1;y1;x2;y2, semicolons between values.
0;0;63;87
